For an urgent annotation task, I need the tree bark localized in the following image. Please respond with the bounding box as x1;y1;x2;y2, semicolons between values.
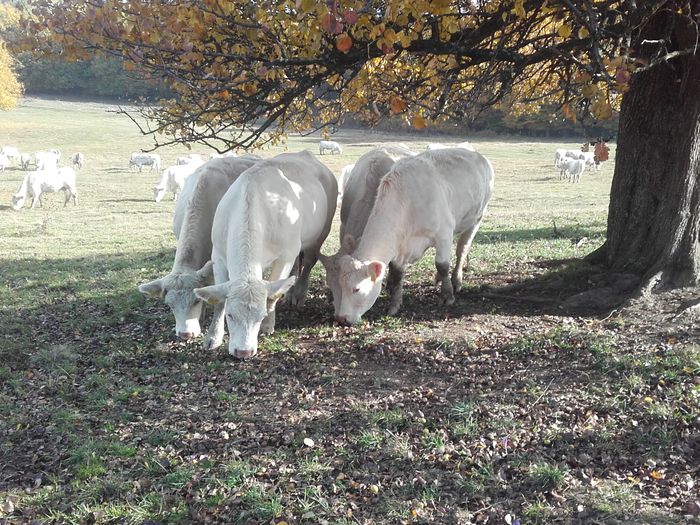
593;13;700;289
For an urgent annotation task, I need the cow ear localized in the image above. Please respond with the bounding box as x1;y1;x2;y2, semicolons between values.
342;233;356;252
366;261;386;283
194;283;229;305
138;279;165;298
266;276;297;302
196;260;214;282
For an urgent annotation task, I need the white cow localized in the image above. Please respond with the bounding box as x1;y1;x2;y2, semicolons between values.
337;163;355;205
193;151;338;358
319;140;343;155
0;146;20;160
456;141;476;151
176;153;204;165
35;150;60;170
12;167;78;210
209;151;238;159
153;163;201;202
139;156;261;344
19;153;32;170
579;151;599;171
332;148;494;325
319;146;415;317
559;158;586;183
0;153;8;172
71;152;85;169
129;152;161;172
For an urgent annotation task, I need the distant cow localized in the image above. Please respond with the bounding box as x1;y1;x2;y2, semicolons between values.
139;156;261;346
319;140;342;155
176;153;204;165
332;148;494;324
71;152;85;169
1;146;20;160
193;151;338;358
19;153;32;170
129;152;161;172
35;150;60;171
12;167;78;210
153;163;202;202
0;153;8;172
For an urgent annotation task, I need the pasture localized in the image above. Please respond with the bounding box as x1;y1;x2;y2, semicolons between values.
0;98;698;525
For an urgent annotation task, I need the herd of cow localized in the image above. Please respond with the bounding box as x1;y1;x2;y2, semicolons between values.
137;144;494;358
1;147;85;210
5;138;603;358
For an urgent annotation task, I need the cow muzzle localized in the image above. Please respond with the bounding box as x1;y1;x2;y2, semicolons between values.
177;331;196;342
231;348;257;359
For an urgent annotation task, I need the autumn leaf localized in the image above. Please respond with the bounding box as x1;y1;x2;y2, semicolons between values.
562;103;576;123
336;33;352;53
411;113;427;129
341;9;358;25
390;96;406;114
557;24;572;38
578;26;590;38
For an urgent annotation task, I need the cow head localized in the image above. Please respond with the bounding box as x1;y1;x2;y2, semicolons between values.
335;253;386;325
11;193;25;210
138;261;214;340
317;252;342;316
194;275;296;358
153;186;166;202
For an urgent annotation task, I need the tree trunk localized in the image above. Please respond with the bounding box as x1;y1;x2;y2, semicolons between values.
592;15;700;290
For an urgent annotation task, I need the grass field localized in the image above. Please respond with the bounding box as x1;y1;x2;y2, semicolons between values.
0;98;698;525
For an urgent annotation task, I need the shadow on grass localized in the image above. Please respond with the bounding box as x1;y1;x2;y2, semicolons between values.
0;249;693;525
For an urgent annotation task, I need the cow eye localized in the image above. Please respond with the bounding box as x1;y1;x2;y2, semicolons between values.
352;287;360;294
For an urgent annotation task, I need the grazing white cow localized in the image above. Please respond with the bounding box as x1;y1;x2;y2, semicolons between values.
319;140;343;155
193;151;338;357
176;153;204;165
129;152;161;172
0;153;8;172
139;157;261;344
153;163;202;202
428;142;475;151
332;148;494;325
71;152;85;169
319;146;415;316
579;151;599;171
1;146;20;160
559;158;586;183
19;153;32;170
12;167;78;210
35;150;60;170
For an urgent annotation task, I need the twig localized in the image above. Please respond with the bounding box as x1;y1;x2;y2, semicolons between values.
531;378;555;407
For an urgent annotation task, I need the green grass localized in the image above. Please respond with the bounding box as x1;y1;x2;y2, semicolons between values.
3;98;695;525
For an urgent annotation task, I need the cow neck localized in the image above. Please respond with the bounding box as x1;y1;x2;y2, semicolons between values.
228;180;265;280
353;179;406;265
173;191;215;272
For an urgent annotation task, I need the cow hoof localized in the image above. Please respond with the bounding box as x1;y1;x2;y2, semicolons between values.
387;304;402;316
203;337;223;351
440;295;456;306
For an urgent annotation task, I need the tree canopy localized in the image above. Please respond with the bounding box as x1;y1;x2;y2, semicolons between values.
18;1;698;150
0;2;22;110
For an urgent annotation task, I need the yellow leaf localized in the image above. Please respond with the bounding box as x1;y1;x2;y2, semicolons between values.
557;24;572;38
578;26;590;38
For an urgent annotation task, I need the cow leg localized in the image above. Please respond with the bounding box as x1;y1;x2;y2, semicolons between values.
287;249;317;308
452;223;480;293
203;264;229;350
261;257;296;334
63;189;70;207
435;238;455;305
30;193;39;209
386;262;405;316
